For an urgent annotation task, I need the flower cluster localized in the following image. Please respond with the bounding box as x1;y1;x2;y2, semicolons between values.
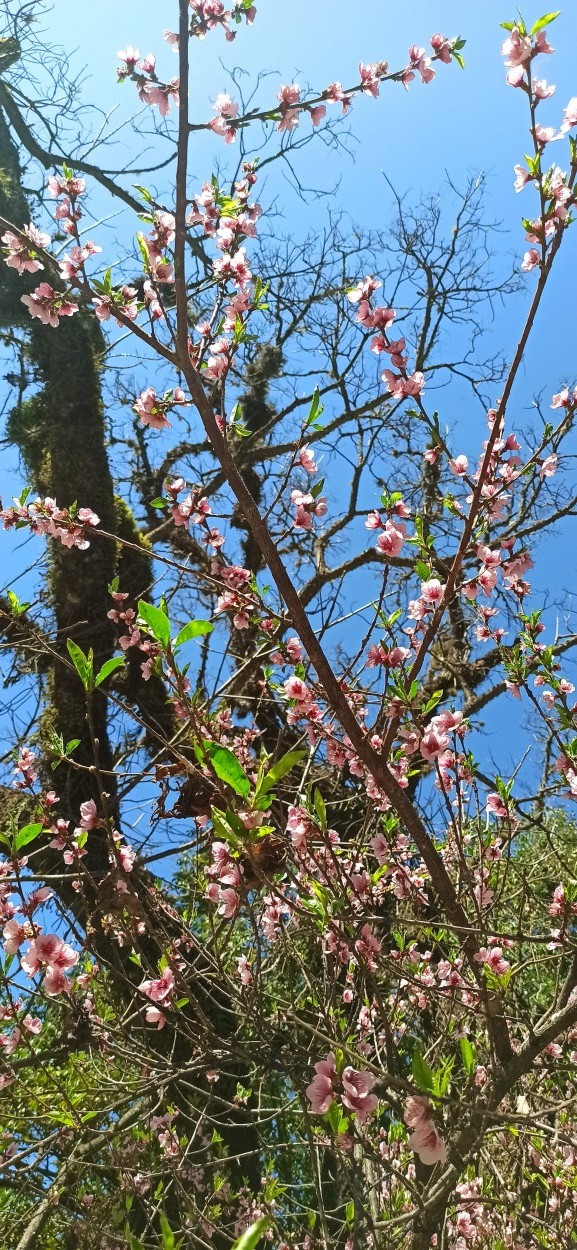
403;1095;446;1165
306;1052;378;1125
1;224;50;274
0;495;100;549
347;276;424;399
117;47;179;116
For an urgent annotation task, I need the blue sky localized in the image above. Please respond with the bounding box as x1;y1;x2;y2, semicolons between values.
3;1;577;814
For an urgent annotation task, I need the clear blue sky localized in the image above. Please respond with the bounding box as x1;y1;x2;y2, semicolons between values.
2;1;577;801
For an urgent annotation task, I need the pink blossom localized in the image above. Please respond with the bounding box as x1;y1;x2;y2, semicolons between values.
119;844;135;872
3;919;27;955
359;62;387;98
354;924;381;971
291;489;327;530
341;1067;378;1124
532;78;555;101
514;163;531;192
404;1095;447;1165
22;1015;42;1034
21;283;77;328
145;1005;166;1029
506;64;526;88
419;729;449;762
382;369;425;399
375;521;405;558
430;34;452;64
501;28;532;69
561;97;577;133
286;637;303;664
449;455;468;476
420;578;445;606
306;1052;336;1115
297;445;318;474
43;967;71;996
237;955;253;984
309;105;326;126
133;387;171;430
475;945;510;977
140;80;179;118
521;249;540;272
209;92;239;143
22;933;78;975
550;387;572;409
117;45;140;69
486;792;508;819
218;887;239;918
2;224;50;274
284;676;311;702
79;799;99;830
325;81;352;112
540;453;558;479
534;31;554;56
139;967;175;1003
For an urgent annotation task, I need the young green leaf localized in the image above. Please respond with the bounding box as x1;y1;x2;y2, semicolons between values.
159;1213;178;1250
411;1049;435;1093
7;590;29;615
459;1036;476;1075
14;822;44;853
67;638;94;690
138;600;170;647
94;656;125;688
305;387;324;427
231;1215;270;1250
203;742;251;798
173;620;213;649
313;787;327;830
529;12;560;36
258;749;307;795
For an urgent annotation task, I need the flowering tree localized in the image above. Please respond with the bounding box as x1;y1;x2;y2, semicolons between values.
2;4;577;1249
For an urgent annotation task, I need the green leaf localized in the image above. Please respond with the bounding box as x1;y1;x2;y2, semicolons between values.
159;1213;177;1250
173;620;213;649
411;1049;435;1093
138;600;170;647
150;497;167;509
452;50;466;69
14;822;43;853
94;656;125;687
126;1233;146;1250
135;232;150;268
65;739;81;754
459;1037;475;1075
530;12;560;35
231;1215;270;1250
211;807;241;849
67;638;94;690
7;590;29;615
258;749;307;796
133;183;153;203
415;560;431;580
313;787;327;830
305;387;324;428
203;742;251;798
